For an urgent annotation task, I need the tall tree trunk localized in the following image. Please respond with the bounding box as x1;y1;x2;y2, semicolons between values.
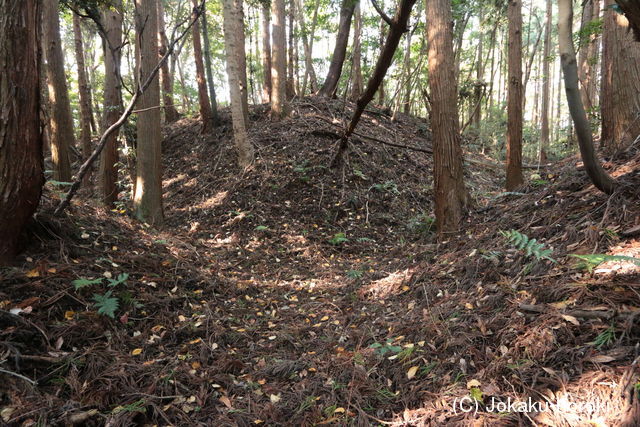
157;0;180;123
0;0;44;264
223;0;255;167
578;0;594;110
271;0;287;118
540;0;552;163
43;0;73;182
99;2;123;207
190;0;213;133
318;0;357;97
201;5;220;125
134;0;164;226
287;0;296;98
297;0;319;95
72;13;94;186
261;2;272;103
401;23;412;114
472;12;484;126
558;0;616;194
231;0;249;118
351;2;363;101
587;0;600;108
377;3;387;106
600;0;640;153
505;0;524;190
426;0;469;234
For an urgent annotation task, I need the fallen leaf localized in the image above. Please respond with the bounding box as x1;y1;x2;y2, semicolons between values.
467;379;481;389
270;393;281;403
407;366;419;379
219;396;233;409
131;348;143;356
561;315;580;325
25;269;40;278
64;311;75;320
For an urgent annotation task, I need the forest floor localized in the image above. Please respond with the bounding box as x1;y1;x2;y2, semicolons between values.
2;97;640;426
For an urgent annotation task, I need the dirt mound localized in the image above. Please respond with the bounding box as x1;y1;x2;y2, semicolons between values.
2;97;639;426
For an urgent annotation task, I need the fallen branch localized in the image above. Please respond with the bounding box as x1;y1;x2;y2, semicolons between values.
519;303;639;320
53;1;206;216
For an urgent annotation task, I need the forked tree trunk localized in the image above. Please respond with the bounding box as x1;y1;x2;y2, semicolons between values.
558;0;616;194
43;0;73;182
600;0;640;153
223;0;255;167
505;0;524;190
190;0;213;133
351;2;363;101
133;0;164;226
99;1;123;207
271;0;287;118
201;5;220;125
72;13;94;186
426;0;469;234
540;0;552;163
261;2;272;103
331;0;416;166
0;0;44;265
157;0;180;123
318;0;357;97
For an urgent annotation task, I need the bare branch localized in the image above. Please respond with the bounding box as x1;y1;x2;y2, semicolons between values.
370;0;392;26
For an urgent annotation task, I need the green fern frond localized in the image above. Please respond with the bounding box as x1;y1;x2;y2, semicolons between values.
501;229;556;262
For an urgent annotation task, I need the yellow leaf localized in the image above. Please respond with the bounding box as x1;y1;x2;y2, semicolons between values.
189;338;202;344
254;420;264;424
131;348;143;356
257;379;266;385
47;268;57;273
407;366;419;379
25;269;40;278
270;393;281;403
320;315;329;321
191;361;201;369
334;407;346;414
465;303;474;310
466;379;481;389
64;310;75;320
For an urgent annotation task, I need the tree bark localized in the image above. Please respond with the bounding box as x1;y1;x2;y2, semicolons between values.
600;0;640;153
318;0;357;97
261;2;272;103
134;0;164;226
223;0;255;167
43;0;73;182
201;4;220;125
616;0;640;41
377;2;387;106
0;0;44;265
190;0;213;133
426;0;469;234
99;1;123;207
271;0;287;118
558;0;616;194
540;0;552;163
351;2;363;101
505;0;524;190
157;0;180;123
72;13;94;186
